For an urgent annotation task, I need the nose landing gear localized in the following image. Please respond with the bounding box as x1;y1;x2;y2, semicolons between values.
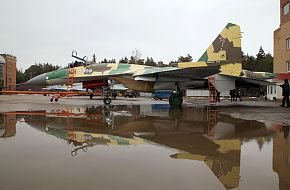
169;93;183;107
169;82;183;107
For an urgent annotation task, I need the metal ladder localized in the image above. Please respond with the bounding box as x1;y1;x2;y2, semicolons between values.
207;109;218;137
67;63;75;98
208;75;216;105
66;114;75;143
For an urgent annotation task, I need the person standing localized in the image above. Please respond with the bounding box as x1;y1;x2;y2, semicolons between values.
235;88;242;101
216;90;221;102
230;89;235;102
279;79;290;107
259;88;265;101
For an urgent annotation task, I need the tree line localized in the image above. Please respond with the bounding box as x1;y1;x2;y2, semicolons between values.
242;46;273;73
17;63;60;84
17;46;273;84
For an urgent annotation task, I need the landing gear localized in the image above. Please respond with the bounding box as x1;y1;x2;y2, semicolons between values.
169;82;183;107
169;93;183;107
112;91;117;100
102;87;112;105
103;96;112;105
90;94;93;99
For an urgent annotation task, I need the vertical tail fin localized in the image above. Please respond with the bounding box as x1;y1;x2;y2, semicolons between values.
198;23;242;63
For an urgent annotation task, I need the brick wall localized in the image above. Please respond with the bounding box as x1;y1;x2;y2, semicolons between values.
281;0;290;26
1;54;17;90
274;0;290;74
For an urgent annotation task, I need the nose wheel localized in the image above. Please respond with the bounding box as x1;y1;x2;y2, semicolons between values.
169;93;183;107
102;86;112;105
103;96;112;105
50;95;60;102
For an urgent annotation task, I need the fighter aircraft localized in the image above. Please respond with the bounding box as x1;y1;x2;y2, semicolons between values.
25;23;272;106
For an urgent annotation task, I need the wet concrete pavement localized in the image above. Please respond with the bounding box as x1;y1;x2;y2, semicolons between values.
0;95;289;125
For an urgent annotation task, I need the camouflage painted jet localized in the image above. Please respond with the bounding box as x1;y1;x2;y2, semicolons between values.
25;23;271;106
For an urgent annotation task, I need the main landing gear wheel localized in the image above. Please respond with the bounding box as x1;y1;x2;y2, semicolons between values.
169;93;183;107
90;94;93;99
103;97;112;105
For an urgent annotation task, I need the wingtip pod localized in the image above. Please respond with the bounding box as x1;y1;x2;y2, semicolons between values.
198;23;242;63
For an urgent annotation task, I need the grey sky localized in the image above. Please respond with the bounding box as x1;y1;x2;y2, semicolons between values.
0;0;279;69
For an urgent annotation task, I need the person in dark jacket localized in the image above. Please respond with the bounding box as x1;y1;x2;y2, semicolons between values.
279;79;290;107
235;88;242;102
216;90;221;102
230;89;235;102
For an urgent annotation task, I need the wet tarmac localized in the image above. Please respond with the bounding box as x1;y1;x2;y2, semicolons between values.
0;105;289;190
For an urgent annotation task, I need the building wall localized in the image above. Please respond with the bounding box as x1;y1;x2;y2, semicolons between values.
0;55;5;90
274;22;290;73
0;64;4;90
0;54;17;90
273;131;290;190
281;0;290;25
2;114;16;138
273;0;290;99
274;0;290;74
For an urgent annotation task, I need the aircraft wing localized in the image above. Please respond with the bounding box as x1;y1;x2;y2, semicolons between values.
214;73;273;92
236;76;272;87
221;73;272;86
133;65;221;80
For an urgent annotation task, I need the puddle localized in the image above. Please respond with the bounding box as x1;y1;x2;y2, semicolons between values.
0;105;289;190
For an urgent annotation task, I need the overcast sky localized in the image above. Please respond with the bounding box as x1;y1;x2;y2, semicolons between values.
0;0;279;69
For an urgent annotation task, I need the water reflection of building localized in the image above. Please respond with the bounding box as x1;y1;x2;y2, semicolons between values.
273;126;290;190
0;113;16;138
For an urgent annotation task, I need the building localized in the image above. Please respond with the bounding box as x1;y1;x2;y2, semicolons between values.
268;0;290;100
0;54;17;90
0;113;16;138
0;56;4;90
274;0;290;73
273;129;290;190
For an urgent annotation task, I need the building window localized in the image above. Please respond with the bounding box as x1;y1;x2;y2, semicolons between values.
284;3;289;15
287;60;290;72
287;38;290;50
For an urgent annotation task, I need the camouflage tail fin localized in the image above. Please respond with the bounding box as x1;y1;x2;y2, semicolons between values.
198;23;242;63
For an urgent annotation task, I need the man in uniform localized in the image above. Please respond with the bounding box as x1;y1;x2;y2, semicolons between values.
280;79;290;107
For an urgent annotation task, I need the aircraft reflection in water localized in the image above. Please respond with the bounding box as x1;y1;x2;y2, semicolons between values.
0;105;289;190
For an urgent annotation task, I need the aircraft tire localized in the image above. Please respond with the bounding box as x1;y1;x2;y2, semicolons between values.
55;98;58;102
50;98;53;102
103;97;112;105
169;94;183;107
90;94;93;99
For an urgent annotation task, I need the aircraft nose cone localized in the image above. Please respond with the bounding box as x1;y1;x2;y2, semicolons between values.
25;73;47;86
